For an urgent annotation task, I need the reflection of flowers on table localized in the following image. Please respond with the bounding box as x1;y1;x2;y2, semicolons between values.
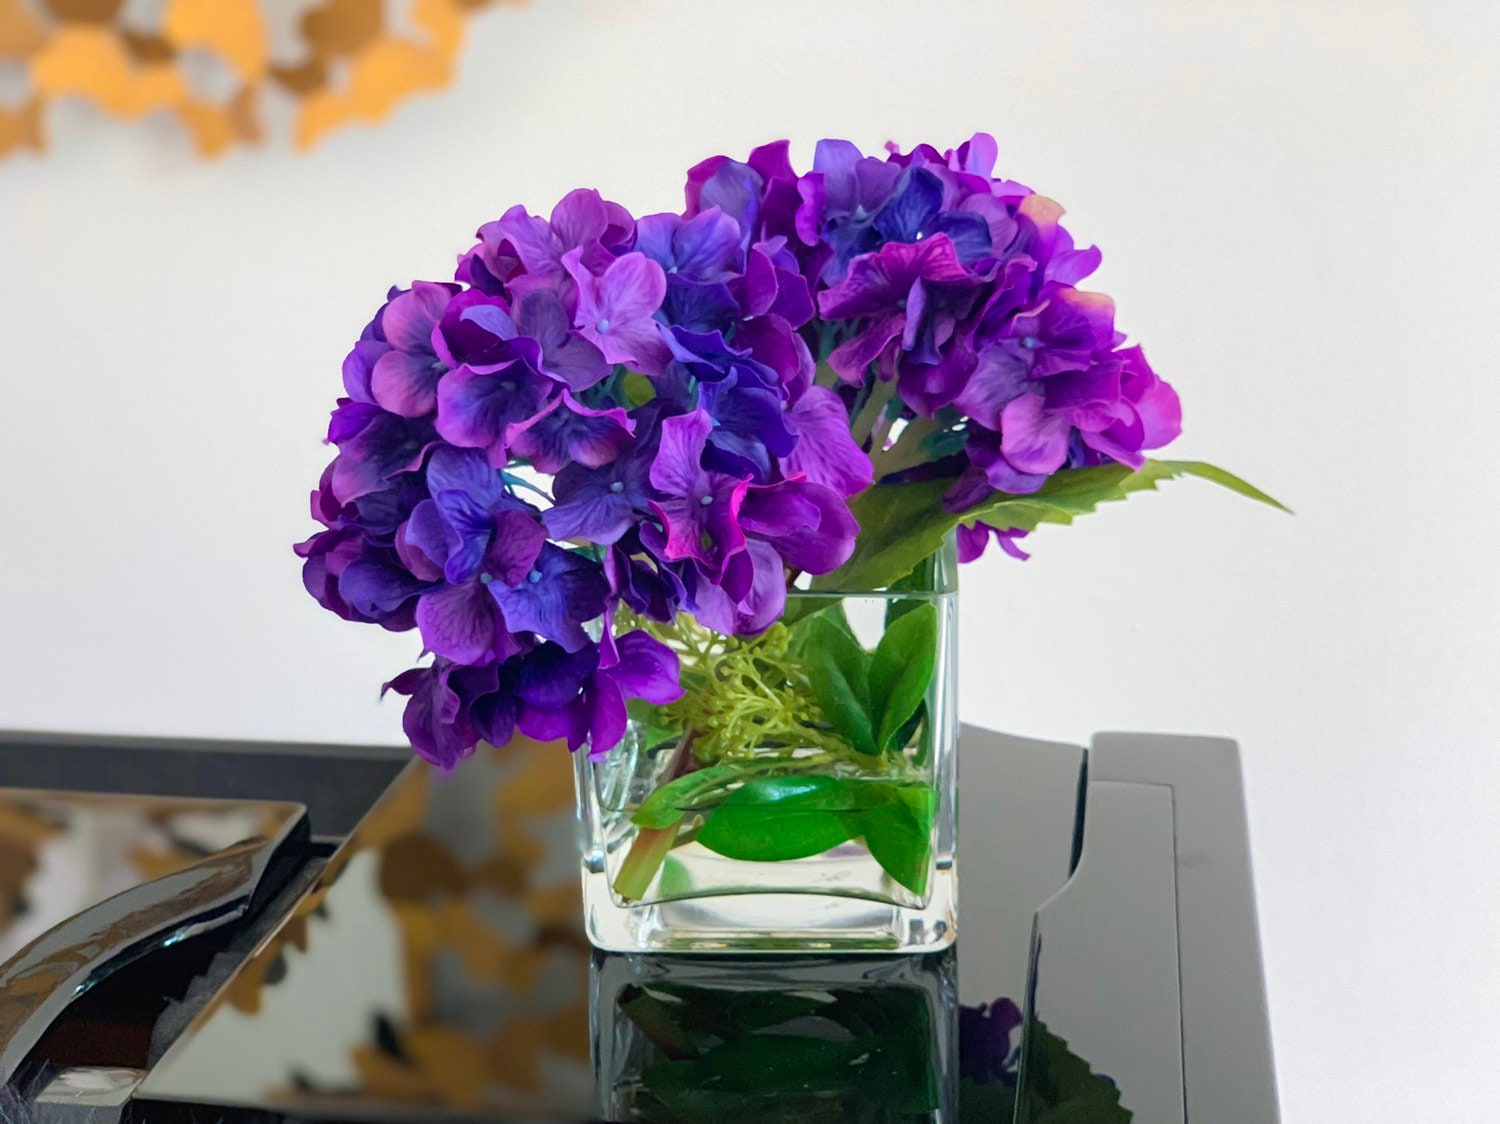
959;995;1129;1123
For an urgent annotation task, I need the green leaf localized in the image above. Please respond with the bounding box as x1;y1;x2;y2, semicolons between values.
619;370;657;407
1157;458;1292;511
631;763;743;828
797;613;877;754
868;602;938;752
848;784;936;896
819;459;1289;591
696;776;858;862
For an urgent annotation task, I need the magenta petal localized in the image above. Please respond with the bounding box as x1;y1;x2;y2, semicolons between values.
371;350;443;418
416;583;501;664
783;387;873;497
549;188;610;249
828;313;905;382
999;393;1071;475
649;410;712;497
381;282;453;353
507;390;635;473
954;344;1032;430
484;510;546;586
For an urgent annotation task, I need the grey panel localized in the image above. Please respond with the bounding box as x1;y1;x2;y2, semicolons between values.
956;727;1084;1008
1024;779;1184;1123
1090;732;1280;1123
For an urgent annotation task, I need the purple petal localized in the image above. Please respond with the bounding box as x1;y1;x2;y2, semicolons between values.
550;188;610;249
744;480;857;575
385;666;474;770
482;509;546;586
397;501;448;582
381;282;453;354
492;545;608;652
507;391;635;473
496;204;565;280
329;413;436;504
514;288;611;391
673;207;742;280
954;344;1032;430
434;290;515;369
691;540;786;636
371;350;444;418
425;445;507;508
416;582;503;664
337;557;428;621
434;362;550;461
828;313;905;382
585;676;630;758
605;631;684;705
999;393;1072;475
342;339;385;404
818;235;972;321
648;410;713;498
517;641;597;709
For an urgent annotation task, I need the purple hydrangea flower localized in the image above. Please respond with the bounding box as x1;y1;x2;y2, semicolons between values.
300;133;1188;766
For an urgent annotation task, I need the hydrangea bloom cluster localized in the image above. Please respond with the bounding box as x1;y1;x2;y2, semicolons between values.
297;134;1182;767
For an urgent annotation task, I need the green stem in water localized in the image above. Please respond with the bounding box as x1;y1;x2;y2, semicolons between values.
613;729;698;901
614;823;680;902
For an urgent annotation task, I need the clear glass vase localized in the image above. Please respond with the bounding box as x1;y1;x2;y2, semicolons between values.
576;544;958;953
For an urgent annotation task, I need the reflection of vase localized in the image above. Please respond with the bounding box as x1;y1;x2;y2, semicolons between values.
576;544;959;953
591;952;957;1122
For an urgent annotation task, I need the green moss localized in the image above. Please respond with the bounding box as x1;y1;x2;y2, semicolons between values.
622;611;860;765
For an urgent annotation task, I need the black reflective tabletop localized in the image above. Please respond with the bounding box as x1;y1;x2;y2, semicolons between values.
123;732;1113;1122
3;728;1277;1122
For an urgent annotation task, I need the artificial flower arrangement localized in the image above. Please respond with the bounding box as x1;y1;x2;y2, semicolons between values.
298;134;1279;950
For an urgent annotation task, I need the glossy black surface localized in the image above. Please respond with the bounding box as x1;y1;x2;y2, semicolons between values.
0;789;308;1085
2;727;1277;1122
130;731;1110;1122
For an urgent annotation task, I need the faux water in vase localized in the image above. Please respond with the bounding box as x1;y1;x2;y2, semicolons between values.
577;546;958;953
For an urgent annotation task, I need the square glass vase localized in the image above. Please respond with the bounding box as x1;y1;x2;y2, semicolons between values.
576;546;958;953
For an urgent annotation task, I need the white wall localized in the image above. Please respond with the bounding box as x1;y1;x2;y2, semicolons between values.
3;1;1497;1117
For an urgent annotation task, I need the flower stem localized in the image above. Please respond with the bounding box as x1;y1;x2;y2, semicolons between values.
613;729;697;901
871;417;947;479
852;377;898;446
614;822;681;902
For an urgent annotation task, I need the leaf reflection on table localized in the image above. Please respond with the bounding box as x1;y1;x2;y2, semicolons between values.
595;955;952;1122
958;995;1131;1123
